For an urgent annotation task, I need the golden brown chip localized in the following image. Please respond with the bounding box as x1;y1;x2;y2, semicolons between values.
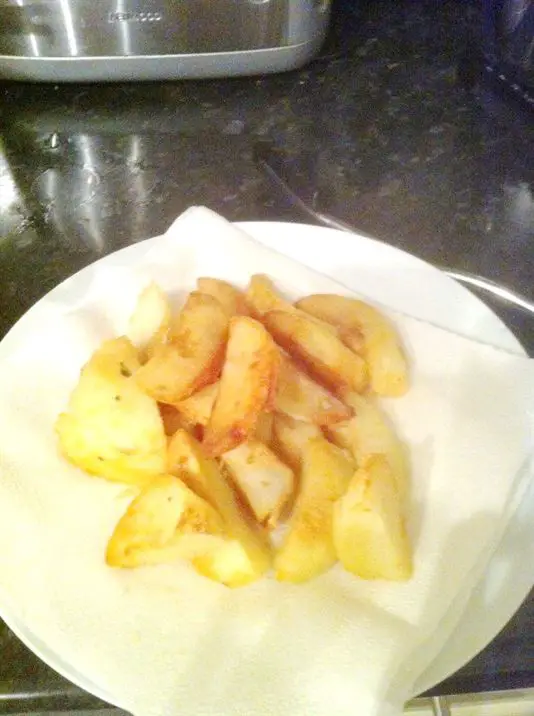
270;414;323;472
56;337;166;487
166;429;272;586
127;282;171;360
244;274;296;318
333;455;413;580
158;403;187;437
174;382;219;428
203;316;280;457
106;473;226;568
197;277;249;317
264;310;367;395
296;294;408;397
325;391;409;501
274;437;355;583
222;440;294;528
254;411;274;445
275;353;353;426
135;292;228;404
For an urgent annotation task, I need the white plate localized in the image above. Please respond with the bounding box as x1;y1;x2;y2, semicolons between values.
0;221;532;706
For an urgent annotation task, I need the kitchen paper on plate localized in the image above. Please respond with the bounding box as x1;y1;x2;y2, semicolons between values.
0;206;533;716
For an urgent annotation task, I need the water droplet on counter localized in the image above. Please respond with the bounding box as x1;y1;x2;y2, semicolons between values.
43;133;62;151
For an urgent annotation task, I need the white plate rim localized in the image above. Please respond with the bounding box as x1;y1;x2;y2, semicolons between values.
0;220;531;707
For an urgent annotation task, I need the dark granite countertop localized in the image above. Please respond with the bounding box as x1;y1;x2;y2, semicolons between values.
1;0;533;711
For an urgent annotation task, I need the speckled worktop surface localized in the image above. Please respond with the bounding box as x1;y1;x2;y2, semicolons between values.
0;0;533;711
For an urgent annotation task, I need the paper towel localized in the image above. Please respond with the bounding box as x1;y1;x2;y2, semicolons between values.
0;206;533;716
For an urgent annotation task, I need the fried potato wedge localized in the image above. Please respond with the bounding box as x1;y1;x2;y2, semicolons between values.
296;294;408;397
271;414;323;472
244;274;340;335
135;342;223;406
244;274;295;318
158;403;188;437
175;382;219;428
106;473;226;568
127;281;171;359
197;277;248;317
203;316;280;456
190;538;265;586
167;429;272;585
167;429;214;504
56;337;166;487
254;411;274;445
275;353;353;426
76;335;141;381
264;310;367;395
333;455;412;580
135;292;228;404
222;440;294;528
325;392;409;500
274;437;355;583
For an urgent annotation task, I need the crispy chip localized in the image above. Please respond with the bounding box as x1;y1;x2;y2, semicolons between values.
270;414;323;472
222;440;294;528
264;310;367;395
245;274;296;318
297;294;408;396
175;382;219;428
135;292;228;403
197;277;249;317
56;337;166;487
167;430;272;586
325;392;409;501
274;438;355;583
127;281;171;359
203;317;280;456
275;353;353;426
333;455;412;580
106;474;226;568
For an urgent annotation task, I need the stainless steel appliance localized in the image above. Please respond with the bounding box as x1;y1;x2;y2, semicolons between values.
0;0;331;82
